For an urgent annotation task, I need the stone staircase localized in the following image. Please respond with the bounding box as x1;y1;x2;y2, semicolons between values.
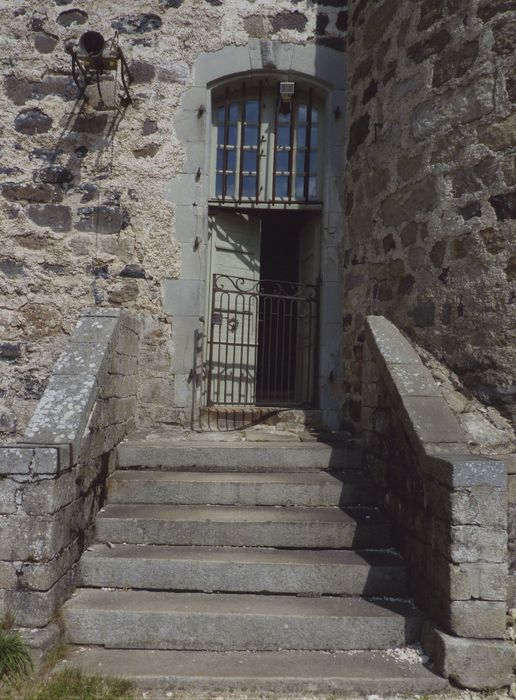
61;433;447;695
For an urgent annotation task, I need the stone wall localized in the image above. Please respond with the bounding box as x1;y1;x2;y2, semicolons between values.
0;308;139;663
362;315;513;690
344;0;516;430
0;0;346;441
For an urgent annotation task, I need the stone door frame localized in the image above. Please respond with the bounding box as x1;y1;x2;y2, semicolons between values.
164;40;346;429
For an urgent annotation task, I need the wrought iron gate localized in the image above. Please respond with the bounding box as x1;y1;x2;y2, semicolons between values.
206;274;319;406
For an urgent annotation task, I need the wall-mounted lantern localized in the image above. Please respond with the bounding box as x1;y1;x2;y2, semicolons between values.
278;81;295;116
66;31;133;109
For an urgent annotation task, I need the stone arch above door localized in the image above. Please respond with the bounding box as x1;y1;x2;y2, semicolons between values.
164;41;346;429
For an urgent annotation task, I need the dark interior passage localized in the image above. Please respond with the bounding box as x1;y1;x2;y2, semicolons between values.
257;212;304;404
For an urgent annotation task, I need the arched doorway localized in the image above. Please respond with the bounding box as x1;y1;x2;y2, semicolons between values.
205;77;322;408
164;42;346;429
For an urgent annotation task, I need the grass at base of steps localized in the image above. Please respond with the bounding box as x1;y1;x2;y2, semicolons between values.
0;669;136;700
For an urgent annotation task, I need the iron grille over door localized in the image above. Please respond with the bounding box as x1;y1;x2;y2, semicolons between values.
206;274;319;406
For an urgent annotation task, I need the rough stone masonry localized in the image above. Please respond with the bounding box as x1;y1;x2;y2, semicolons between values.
0;0;515;685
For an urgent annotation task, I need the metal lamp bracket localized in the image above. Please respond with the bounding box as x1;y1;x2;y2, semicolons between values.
67;30;133;108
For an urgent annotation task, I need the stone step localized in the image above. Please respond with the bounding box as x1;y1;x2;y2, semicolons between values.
63;590;421;651
108;470;375;506
117;440;362;472
96;504;390;549
59;647;448;695
79;544;408;597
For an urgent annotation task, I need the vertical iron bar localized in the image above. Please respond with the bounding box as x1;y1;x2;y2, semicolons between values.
207;275;217;406
238;82;246;201
222;88;230;203
287;92;296;204
191;328;199;429
237;291;244;404
257;299;263;403
312;276;321;406
288;298;294;401
256;81;262;204
250;291;257;404
306;298;312;405
274;295;280;402
279;295;285;402
266;296;273;403
272;83;280;204
304;88;313;204
223;291;230;404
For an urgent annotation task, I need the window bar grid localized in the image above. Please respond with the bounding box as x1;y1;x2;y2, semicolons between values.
287;92;296;204
222;87;230;203
255;81;262;204
238;82;246;201
303;88;313;204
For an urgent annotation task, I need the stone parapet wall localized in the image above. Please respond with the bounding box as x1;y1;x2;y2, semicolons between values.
0;307;139;661
362;315;513;690
344;0;516;432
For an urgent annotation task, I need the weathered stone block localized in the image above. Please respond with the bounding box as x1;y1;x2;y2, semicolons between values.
347;113;370;159
448;562;508;601
32;448;62;475
57;9;87;26
0;560;17;588
366;316;421;365
23;470;79;515
490;191;516;220
157;61;190;84
433;40;479;88
492;16;516;56
446;524;507;564
24;374;97;451
271;10;307;33
36;165;74;186
381;178;438;226
19;538;86;591
1;182;56;204
363;0;397;50
478;112;516;151
0;448;33;475
0;342;21;360
76;206;126;234
0;410;16;435
422;623;513;690
412;78;495;141
426;481;506;527
449;600;507;638
14;108;52;135
72;113;108;133
129;60;156;84
34;31;59;54
422;455;507;489
112;13;162;33
54;341;109;378
400;395;465;446
19;623;61;669
0;479;19;514
120;264;145;279
27;205;71;232
6;570;73;627
407;28;451;64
